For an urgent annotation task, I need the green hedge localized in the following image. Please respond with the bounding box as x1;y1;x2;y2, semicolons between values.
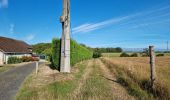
52;38;93;69
52;38;61;70
70;40;93;65
8;57;22;64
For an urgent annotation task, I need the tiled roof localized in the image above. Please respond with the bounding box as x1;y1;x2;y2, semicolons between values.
0;36;32;53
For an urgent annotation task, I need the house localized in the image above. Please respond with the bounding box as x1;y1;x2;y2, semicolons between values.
0;37;32;65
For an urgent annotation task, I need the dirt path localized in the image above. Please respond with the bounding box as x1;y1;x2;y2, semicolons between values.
0;62;43;100
96;59;134;100
72;60;94;98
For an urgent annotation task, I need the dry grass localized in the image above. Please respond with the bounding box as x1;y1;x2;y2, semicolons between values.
101;57;170;99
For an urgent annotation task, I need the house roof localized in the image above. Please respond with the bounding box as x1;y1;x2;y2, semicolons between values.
0;36;32;53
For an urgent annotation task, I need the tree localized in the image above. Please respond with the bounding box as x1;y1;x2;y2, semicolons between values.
143;48;149;56
32;43;51;54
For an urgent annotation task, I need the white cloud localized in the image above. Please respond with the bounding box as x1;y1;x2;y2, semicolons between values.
26;34;35;41
9;24;15;34
0;0;8;8
72;16;134;34
72;6;170;34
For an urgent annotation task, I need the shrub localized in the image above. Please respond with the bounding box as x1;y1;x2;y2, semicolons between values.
42;48;52;61
120;52;130;57
93;51;102;58
130;53;139;57
21;56;32;62
8;57;22;64
156;53;164;57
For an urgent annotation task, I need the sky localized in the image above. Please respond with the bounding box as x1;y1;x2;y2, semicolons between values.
0;0;170;49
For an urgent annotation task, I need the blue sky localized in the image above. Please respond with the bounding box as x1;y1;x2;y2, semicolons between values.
0;0;170;49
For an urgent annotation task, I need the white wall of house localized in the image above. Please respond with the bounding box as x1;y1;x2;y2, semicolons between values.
0;51;4;66
4;53;32;64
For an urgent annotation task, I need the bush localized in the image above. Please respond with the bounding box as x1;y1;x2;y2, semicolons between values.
42;48;52;61
120;52;130;57
93;51;101;58
130;53;138;57
8;57;22;64
156;53;164;57
21;56;32;62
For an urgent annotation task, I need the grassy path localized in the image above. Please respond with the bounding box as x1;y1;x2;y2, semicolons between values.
96;59;134;100
72;60;93;98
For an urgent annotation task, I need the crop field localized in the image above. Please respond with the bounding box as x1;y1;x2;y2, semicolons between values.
102;53;170;57
101;57;170;99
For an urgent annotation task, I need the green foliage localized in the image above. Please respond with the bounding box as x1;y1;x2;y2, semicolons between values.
42;48;52;61
51;38;61;70
142;48;149;57
130;53;139;57
8;57;22;64
120;52;130;57
93;47;123;53
70;40;93;65
156;53;164;57
93;51;102;58
32;43;51;54
51;39;93;69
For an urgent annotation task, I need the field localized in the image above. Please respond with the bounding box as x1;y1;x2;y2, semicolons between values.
101;57;170;99
102;53;170;57
16;56;170;100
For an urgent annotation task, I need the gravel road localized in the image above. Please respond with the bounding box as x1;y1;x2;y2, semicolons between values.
0;62;42;100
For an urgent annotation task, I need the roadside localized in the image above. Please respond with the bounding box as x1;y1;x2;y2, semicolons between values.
16;59;134;100
0;62;33;73
0;62;43;100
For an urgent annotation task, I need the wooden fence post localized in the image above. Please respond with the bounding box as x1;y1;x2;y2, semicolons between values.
149;46;156;90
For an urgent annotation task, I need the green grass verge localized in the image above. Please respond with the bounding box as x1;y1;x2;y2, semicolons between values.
0;65;15;73
15;61;87;100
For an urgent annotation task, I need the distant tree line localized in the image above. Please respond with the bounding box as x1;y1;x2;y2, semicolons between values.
92;47;123;53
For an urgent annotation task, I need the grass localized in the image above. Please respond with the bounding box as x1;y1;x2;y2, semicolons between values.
15;74;39;100
16;60;89;100
101;57;170;99
102;53;122;57
0;64;15;73
77;60;115;100
16;59;117;100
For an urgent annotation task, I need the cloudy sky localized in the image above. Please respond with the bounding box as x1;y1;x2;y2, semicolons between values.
0;0;170;49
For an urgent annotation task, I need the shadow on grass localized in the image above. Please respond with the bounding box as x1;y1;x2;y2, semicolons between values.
46;63;60;71
100;75;119;83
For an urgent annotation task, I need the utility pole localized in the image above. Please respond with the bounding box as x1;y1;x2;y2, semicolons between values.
60;0;71;73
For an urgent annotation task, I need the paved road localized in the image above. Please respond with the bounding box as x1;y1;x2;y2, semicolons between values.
0;62;42;100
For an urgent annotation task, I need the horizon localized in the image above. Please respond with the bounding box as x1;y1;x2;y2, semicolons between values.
0;0;170;49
